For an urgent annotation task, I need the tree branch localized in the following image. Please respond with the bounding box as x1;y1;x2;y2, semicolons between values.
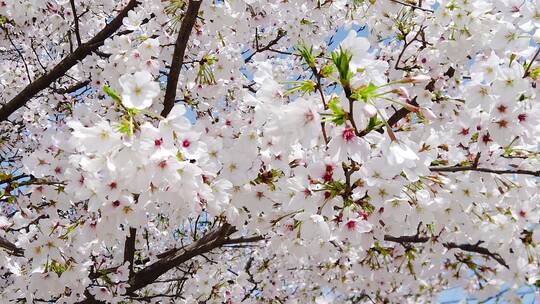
0;0;140;122
0;235;24;257
54;79;91;94
445;242;509;269
244;29;287;63
523;46;540;78
384;234;509;268
126;223;234;293
429;166;540;177
389;0;434;13
3;27;32;84
123;227;137;278
69;0;82;46
161;0;202;118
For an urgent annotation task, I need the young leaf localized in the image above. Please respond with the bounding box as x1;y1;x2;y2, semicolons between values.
103;85;122;103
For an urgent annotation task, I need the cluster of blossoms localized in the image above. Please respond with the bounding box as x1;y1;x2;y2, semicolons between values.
0;0;540;303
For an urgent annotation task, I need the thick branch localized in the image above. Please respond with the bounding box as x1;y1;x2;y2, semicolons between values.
0;0;140;122
0;235;23;257
123;227;137;278
126;223;234;293
161;0;202;118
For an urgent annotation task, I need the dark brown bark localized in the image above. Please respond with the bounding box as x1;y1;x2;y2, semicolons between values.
123;227;137;278
161;0;202;118
126;223;234;293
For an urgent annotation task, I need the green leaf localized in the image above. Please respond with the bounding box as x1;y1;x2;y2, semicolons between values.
116;117;133;136
530;67;540;80
351;82;378;102
103;85;121;103
331;47;353;86
365;115;382;131
320;64;334;78
326;97;347;125
283;80;316;96
296;43;316;68
48;260;67;275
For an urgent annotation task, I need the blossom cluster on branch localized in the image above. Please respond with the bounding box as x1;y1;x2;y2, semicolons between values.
0;0;539;303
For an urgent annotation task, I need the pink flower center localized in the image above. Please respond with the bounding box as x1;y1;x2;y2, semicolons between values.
325;164;333;173
323;172;333;182
154;138;163;147
342;128;355;142
517;113;527;122
359;211;369;220
304;110;315;123
182;139;191;148
345;220;356;231
158;160;167;169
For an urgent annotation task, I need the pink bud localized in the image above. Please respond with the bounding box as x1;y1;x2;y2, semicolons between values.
420;107;437;120
400;74;431;84
362;104;377;117
394;87;410;99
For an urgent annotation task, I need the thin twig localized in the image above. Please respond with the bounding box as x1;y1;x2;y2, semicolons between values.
69;0;82;46
523;47;540;78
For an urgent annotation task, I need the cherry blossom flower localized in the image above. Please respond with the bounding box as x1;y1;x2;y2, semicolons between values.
118;70;160;109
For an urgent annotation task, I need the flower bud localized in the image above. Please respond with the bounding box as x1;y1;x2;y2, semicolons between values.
400;74;431;84
420;107;438;120
362;104;377;117
394;86;410;100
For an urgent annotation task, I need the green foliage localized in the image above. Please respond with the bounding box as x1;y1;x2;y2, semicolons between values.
0;15;8;26
320;63;334;78
296;43;316;68
351;82;377;102
195;54;217;85
103;85;121;103
252;169;284;190
321;97;347;125
283;80;316;96
47;260;67;276
331;47;353;86
530;67;540;80
322;180;346;198
116;117;134;136
365;115;383;132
